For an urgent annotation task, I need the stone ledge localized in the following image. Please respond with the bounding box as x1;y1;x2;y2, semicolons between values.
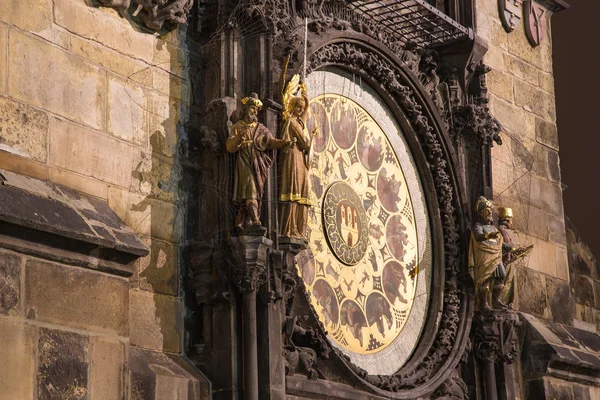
536;0;570;12
129;348;210;400
521;313;600;386
0;170;148;276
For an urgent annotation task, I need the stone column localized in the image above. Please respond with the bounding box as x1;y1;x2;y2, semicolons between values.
228;234;273;400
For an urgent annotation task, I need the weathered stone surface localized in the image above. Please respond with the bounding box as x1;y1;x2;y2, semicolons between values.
9;31;105;130
539;72;555;95
0;151;48;180
26;260;129;335
89;337;125;400
129;348;210;400
49;167;108;200
489;95;535;139
507;23;553;73
107;187;184;243
555;247;569;281
66;33;153;88
0;251;21;315
526;378;572;400
38;328;88;400
0;0;52;33
130;289;182;353
487;68;513;102
504;54;539;86
0;97;49;163
517;267;547;317
49;118;133;188
138;238;178;296
151;68;190;104
548;217;567;247
529;176;564;218
547;277;575;325
536;117;559;150
572;274;595;307
0;319;36;400
490;20;507;49
514;80;556;122
0;24;6;95
483;45;505;71
149;92;187;158
536;239;558;277
53;0;154;62
547;150;561;183
107;75;148;147
130;150;182;204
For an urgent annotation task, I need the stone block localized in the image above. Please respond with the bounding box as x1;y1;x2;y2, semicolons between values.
48;167;108;200
504;54;539;86
516;267;547;317
476;1;497;18
537;239;558;277
539;72;555;95
89;337;125;400
49;118;134;188
489;95;535;139
547;150;561;183
25;259;129;336
153;41;188;79
66;34;153;88
130;289;182;353
0;0;52;33
572;274;595;307
535;177;565;218
507;23;553;73
151;68;190;104
149;92;188;158
53;0;154;62
8;31;105;130
475;9;492;43
107;75;148;147
548;216;566;247
107;188;183;244
555;247;569;281
38;328;88;400
130;150;181;204
535;118;559;150
491;20;508;49
0;24;6;95
0;251;21;315
0;319;36;400
525;207;549;242
486;68;513;102
483;45;505;71
514;80;556;122
138;237;179;296
0;97;49;163
0;151;48;180
546;277;575;325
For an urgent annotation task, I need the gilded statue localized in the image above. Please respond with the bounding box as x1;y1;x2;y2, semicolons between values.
468;197;513;311
226;93;290;230
278;75;319;240
498;207;533;307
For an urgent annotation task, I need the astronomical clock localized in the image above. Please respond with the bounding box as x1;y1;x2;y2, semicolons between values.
296;70;433;375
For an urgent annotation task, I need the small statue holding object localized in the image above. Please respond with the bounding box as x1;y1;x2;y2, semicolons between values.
278;75;319;240
498;207;533;307
469;196;513;312
226;93;290;230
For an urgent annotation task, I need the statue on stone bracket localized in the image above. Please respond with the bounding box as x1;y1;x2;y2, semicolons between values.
226;93;290;231
278;75;319;241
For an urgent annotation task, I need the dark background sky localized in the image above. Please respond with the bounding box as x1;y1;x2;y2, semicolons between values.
552;0;600;258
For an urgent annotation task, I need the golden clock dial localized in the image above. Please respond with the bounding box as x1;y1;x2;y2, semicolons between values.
298;94;420;355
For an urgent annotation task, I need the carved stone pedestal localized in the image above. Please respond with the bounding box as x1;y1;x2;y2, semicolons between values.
472;310;522;400
228;234;273;400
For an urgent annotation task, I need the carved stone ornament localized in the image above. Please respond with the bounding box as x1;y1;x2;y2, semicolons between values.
431;374;469;400
96;0;194;31
226;235;273;293
305;42;470;395
524;0;547;47
451;105;502;147
472;311;521;364
498;0;522;32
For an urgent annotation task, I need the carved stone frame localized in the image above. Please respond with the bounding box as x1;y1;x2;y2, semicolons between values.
284;32;474;398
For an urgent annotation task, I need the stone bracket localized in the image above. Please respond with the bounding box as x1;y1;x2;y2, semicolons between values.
227;234;273;293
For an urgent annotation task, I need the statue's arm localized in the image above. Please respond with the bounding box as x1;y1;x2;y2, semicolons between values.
225;128;243;153
472;224;489;242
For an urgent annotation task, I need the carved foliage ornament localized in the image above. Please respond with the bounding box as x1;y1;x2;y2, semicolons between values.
306;42;468;393
97;0;194;31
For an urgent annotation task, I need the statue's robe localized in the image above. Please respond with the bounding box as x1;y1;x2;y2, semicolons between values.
500;225;517;305
279;117;311;238
468;222;505;291
226;120;276;203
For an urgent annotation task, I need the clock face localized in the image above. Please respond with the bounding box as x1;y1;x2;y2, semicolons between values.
297;70;432;375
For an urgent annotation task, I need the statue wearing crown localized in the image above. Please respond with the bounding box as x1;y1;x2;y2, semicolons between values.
278;75;319;240
226;93;290;231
